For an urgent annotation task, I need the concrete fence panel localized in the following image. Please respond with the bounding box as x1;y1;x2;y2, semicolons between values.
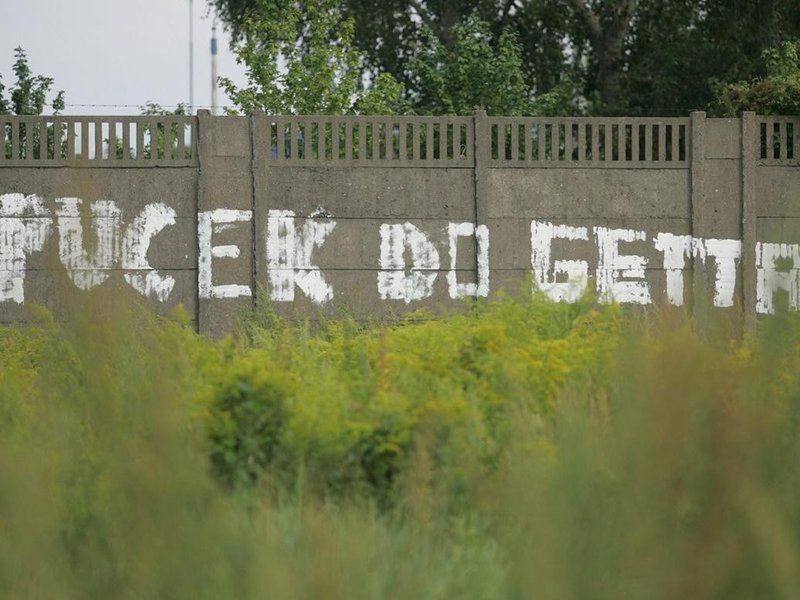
0;110;797;335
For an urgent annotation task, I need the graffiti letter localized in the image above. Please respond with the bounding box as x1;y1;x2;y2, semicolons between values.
531;220;589;303
198;209;253;299
595;226;650;304
756;242;800;314
694;238;741;308
56;198;122;290
122;203;177;302
378;222;440;303
654;233;693;306
447;222;489;299
266;209;336;304
0;194;52;303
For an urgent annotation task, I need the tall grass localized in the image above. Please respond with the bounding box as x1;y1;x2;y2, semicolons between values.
1;290;799;598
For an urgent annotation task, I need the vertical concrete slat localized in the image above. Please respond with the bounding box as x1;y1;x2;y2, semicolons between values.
331;119;340;161
122;119;131;162
779;121;787;161
177;120;186;161
0;118;6;162
317;120;326;161
383;120;392;161
411;121;420;162
436;121;445;162
287;120;295;162
518;122;527;162
10;119;19;160
510;121;519;162
769;119;777;159
564;122;573;161
465;120;474;163
577;122;586;161
632;122;640;162
108;119;118;162
66;120;76;161
358;120;367;164
303;119;312;161
344;119;353;161
272;117;281;162
521;123;528;161
52;118;62;162
80;120;89;160
741;112;757;332
135;120;144;161
25;119;34;160
167;119;176;161
657;122;666;162
398;121;407;162
95;119;103;161
420;121;433;161
149;118;159;161
644;123;653;162
537;123;546;162
690;111;706;318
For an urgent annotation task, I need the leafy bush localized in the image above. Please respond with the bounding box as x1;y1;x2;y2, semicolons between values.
712;41;800;116
1;290;800;597
207;365;289;488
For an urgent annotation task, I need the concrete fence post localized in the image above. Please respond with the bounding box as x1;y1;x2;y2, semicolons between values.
741;111;757;332
690;110;707;320
196;110;257;336
251;111;269;313
473;110;489;283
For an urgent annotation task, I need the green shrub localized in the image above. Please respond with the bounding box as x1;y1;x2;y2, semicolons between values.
1;291;800;597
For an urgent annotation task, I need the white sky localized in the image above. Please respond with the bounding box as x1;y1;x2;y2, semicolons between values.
0;0;249;115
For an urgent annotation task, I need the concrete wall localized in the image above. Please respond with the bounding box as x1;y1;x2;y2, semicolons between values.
0;111;797;335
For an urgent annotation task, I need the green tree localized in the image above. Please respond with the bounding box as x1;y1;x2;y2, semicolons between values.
0;47;65;115
711;41;800;116
408;15;577;115
1;47;66;160
623;0;800;115
211;0;800;116
212;0;574;112
219;0;409;115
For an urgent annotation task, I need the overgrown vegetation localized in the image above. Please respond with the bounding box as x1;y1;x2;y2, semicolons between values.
2;291;800;597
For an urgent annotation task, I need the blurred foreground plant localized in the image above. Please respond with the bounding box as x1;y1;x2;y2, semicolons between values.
1;291;799;598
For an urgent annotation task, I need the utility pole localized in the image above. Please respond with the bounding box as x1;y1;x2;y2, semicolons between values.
189;0;194;114
211;18;219;115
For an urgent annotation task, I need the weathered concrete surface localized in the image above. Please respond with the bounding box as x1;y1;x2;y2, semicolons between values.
0;112;797;335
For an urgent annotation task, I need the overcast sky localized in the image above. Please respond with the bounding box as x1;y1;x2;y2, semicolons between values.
0;0;249;115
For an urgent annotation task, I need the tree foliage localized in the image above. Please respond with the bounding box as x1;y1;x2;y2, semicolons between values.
711;41;800;117
219;0;409;115
623;0;800;115
0;47;64;116
211;0;800;116
408;16;577;115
